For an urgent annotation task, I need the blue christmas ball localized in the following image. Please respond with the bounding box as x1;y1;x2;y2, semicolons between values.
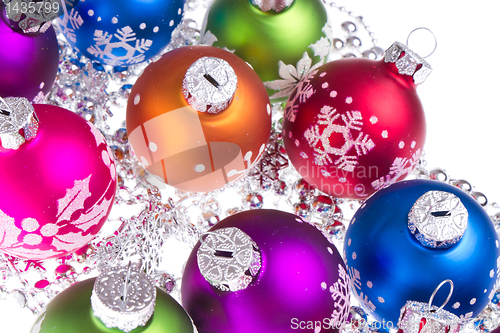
344;179;500;324
57;0;185;67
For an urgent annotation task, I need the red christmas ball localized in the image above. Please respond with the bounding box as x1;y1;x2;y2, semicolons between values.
283;43;428;199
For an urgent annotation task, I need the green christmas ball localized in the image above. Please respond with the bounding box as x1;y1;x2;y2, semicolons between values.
30;278;195;333
201;0;329;100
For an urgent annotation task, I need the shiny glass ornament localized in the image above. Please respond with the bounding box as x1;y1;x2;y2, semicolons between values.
344;179;500;324
0;5;58;101
126;46;272;193
0;102;117;260
57;0;186;67
201;0;328;98
181;209;351;333
283;42;428;199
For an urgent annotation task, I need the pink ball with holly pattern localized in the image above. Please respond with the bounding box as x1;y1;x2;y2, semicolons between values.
0;103;116;260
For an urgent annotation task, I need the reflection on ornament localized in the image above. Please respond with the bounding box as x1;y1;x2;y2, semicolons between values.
0;103;116;260
344;179;500;324
57;0;185;67
283;42;427;198
182;209;350;333
126;46;271;193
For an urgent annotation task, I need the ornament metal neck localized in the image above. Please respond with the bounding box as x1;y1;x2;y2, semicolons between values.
383;41;432;84
251;0;294;12
197;227;262;292
91;264;156;332
182;57;238;114
0;97;39;150
408;191;468;249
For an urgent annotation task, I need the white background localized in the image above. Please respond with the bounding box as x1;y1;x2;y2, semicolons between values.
2;0;500;331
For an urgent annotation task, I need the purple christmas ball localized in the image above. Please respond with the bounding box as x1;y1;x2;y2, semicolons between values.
0;6;59;102
181;209;350;333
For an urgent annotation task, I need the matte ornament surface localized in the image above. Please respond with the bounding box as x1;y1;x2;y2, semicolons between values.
126;46;271;193
31;278;195;333
182;209;350;333
0;6;59;102
0;104;117;260
283;57;426;199
57;0;185;66
344;180;500;324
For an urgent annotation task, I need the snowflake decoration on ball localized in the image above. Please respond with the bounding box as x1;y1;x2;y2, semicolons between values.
304;105;375;171
87;26;153;66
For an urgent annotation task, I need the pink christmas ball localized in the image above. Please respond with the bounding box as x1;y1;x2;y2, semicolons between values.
0;104;117;260
0;7;59;102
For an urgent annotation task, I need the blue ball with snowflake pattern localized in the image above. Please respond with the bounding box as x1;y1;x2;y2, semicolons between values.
58;0;185;67
344;179;500;325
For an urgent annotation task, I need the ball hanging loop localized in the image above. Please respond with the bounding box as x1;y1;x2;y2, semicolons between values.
406;27;438;59
428;279;454;312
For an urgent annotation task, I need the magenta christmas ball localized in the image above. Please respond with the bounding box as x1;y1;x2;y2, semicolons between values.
181;209;350;333
0;100;117;260
0;5;59;102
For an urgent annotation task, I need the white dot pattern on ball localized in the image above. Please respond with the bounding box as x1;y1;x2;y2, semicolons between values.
490;269;494;278
88;9;94;16
195;164;205;172
41;224;59;237
22;218;39;232
327;247;333;254
470;298;476;305
453;302;460;309
153;26;159;33
112;17;118;24
378;297;385;303
330;91;337;98
140;23;146;30
24;234;42;246
134;94;140;105
411;141;416;148
399;141;405;149
322;82;329;89
97;17;101;21
295;139;299;147
169;20;174;26
382;130;388;138
369;116;378;124
348;239;352;246
345;97;353;104
352;252;357;260
39;82;45;89
367;281;373;288
149;142;157;152
320;72;327;77
178;8;182;15
321;282;327;290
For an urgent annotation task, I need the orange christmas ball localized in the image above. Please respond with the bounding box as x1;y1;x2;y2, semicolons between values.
126;46;272;192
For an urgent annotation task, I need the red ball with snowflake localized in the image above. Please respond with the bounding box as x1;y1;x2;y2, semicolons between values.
0;100;116;260
283;42;428;199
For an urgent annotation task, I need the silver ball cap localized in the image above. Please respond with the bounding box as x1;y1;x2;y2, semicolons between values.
384;41;432;84
91;265;156;332
0;97;39;150
182;57;238;114
408;191;468;249
197;227;262;292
